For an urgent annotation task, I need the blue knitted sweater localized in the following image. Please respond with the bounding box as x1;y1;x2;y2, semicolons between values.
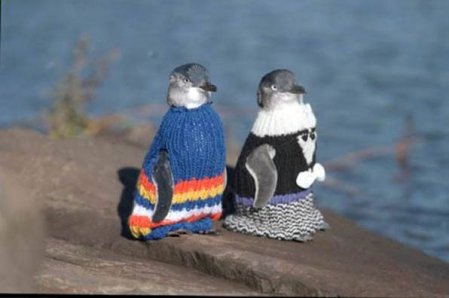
129;103;226;240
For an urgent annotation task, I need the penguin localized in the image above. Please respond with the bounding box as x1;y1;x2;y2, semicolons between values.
224;69;328;241
128;63;226;240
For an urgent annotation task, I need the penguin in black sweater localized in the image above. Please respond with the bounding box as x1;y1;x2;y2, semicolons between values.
224;69;328;241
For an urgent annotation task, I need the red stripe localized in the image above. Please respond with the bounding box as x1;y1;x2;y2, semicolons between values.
138;169;156;192
129;212;222;229
138;170;224;194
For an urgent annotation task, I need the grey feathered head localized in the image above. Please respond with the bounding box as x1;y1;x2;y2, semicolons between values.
167;63;217;109
256;69;306;109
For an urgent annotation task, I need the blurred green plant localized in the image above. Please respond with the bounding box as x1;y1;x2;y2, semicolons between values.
45;35;118;138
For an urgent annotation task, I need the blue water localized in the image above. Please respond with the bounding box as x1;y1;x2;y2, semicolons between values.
1;0;449;262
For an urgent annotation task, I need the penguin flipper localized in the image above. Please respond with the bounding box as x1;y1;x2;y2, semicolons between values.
245;144;278;209
152;150;174;223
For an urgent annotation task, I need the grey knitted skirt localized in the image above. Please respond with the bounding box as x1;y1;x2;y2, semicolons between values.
223;192;329;241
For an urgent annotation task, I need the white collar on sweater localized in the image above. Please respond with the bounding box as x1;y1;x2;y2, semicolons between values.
251;99;317;137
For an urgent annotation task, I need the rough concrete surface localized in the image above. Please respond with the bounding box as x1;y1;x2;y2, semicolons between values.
1;128;449;296
0;167;45;293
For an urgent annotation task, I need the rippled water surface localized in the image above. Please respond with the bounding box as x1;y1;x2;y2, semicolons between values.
1;0;448;262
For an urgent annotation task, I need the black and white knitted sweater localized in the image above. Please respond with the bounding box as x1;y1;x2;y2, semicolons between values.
224;100;328;242
234;100;318;199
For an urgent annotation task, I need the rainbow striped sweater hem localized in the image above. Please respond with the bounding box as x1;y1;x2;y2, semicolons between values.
129;170;225;239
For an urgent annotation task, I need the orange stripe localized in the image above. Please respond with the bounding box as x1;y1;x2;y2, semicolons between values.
138;169;225;194
173;175;224;193
129;212;222;229
138;169;156;193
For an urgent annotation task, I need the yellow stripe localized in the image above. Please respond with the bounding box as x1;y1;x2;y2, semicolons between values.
130;225;152;238
138;183;224;204
138;183;157;204
172;184;225;204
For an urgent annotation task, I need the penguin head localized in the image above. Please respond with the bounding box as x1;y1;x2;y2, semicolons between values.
256;69;306;110
167;63;217;109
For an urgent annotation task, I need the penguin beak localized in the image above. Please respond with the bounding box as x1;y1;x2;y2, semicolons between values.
290;84;307;94
199;82;217;92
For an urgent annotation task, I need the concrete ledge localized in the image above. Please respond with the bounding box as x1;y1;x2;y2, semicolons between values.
37;237;257;295
1;128;449;296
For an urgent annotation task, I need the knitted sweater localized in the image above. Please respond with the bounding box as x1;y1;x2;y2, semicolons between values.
225;100;329;242
129;103;226;240
234;101;318;206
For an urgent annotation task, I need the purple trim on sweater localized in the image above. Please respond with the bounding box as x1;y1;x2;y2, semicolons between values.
235;188;312;207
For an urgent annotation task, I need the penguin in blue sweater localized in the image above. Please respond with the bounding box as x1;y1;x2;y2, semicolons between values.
129;63;226;240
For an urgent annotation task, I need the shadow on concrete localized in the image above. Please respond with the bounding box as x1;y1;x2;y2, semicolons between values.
222;165;236;219
117;165;236;238
117;167;140;239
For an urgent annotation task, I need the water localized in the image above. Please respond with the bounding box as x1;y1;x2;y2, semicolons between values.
1;0;449;262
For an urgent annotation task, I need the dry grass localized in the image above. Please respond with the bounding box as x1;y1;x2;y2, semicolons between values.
45;35;118;138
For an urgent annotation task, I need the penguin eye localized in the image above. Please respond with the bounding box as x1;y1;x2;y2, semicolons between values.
271;85;278;91
183;78;190;83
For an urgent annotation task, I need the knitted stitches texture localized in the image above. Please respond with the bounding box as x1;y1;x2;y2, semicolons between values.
129;103;226;240
234;131;316;198
224;101;328;241
250;100;316;137
224;193;328;241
